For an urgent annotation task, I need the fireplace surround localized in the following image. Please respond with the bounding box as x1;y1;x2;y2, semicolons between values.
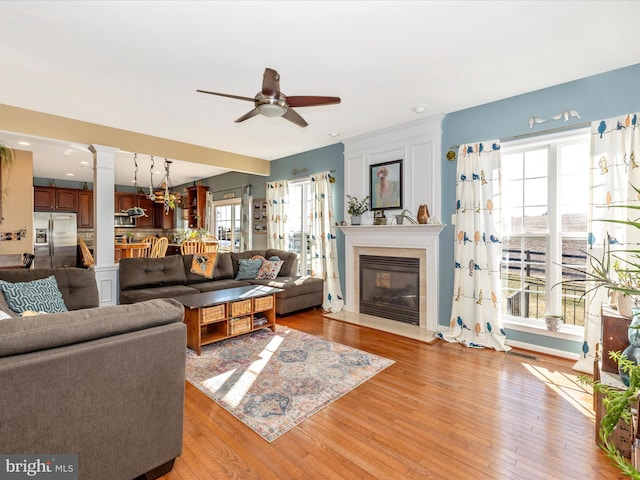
337;223;444;338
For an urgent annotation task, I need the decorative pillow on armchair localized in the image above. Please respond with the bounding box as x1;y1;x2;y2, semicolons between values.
0;275;68;314
256;256;284;279
190;253;219;279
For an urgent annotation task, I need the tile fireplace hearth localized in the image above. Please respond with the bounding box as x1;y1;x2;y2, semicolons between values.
335;224;444;340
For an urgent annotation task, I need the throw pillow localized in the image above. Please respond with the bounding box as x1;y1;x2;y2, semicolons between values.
0;291;17;318
256;257;284;279
190;253;219;279
0;276;68;315
235;258;264;280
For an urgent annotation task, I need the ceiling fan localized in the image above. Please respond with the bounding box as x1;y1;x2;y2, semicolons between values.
197;67;341;128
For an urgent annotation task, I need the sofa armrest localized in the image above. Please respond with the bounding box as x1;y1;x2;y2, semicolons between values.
0;318;186;479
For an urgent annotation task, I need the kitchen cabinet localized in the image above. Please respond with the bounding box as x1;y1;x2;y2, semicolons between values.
154;203;175;229
34;186;78;212
34;187;55;210
77;190;93;228
136;196;155;228
55;188;78;211
115;192;137;213
187;185;209;229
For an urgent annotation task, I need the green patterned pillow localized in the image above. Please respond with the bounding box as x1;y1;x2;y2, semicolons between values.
235;258;264;280
0;275;68;314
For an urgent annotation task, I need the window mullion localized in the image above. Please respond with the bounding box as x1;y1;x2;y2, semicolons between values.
547;144;562;315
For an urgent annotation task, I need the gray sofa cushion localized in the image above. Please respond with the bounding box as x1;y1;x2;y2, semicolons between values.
0;267;99;311
190;278;252;293
0;298;184;358
119;255;187;291
119;285;199;305
250;275;323;298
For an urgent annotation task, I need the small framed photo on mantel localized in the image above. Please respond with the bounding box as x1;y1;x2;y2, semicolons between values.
370;159;403;211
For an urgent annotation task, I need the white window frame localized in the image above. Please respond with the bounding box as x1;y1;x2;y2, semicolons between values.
500;128;590;340
211;198;242;252
288;178;312;276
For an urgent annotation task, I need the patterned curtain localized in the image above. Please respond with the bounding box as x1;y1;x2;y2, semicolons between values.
574;112;640;373
239;184;252;251
266;180;289;250
438;140;510;351
310;172;344;313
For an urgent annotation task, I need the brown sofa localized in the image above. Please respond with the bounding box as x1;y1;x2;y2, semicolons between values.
0;267;186;480
118;249;324;315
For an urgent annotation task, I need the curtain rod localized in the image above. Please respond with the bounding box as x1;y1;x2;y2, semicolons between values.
448;121;591;151
499;121;591;143
264;169;337;184
209;184;251;195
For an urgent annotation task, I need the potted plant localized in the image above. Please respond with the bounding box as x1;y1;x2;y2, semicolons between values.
579;352;640;478
346;195;369;225
394;209;417;225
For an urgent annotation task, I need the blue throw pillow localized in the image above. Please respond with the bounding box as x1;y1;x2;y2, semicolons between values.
0;275;68;314
236;258;264;280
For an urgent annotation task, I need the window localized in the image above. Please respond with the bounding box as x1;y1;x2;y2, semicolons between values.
287;180;313;275
501;130;590;328
212;199;241;252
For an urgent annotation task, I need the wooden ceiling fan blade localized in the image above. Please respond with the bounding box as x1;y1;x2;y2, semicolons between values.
235;108;261;123
262;68;280;97
282;108;308;128
287;96;341;108
196;89;255;102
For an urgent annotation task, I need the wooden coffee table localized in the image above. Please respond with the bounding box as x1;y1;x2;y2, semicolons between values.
174;285;283;355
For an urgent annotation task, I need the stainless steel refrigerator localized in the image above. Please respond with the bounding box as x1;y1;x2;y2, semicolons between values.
33;212;78;268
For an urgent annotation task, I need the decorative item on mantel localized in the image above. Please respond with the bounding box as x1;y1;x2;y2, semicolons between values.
373;210;386;225
346;195;369;226
394;209;417;225
417;204;430;224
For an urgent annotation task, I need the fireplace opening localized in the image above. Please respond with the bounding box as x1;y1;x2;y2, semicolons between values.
359;255;420;325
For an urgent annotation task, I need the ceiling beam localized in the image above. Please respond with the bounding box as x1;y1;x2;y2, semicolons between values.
0;103;270;176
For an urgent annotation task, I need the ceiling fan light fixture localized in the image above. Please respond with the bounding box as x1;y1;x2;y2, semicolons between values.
257;102;287;117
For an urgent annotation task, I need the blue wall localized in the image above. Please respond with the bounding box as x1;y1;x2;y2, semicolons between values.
440;63;640;353
208;142;346;288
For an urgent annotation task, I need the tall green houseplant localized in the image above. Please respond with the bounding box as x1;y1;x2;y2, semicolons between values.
559;183;640;477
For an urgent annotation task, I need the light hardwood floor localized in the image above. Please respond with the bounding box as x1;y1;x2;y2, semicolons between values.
161;309;622;480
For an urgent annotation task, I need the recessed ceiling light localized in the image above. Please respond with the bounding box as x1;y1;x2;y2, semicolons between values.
413;105;429;114
17;141;31;146
66;173;74;177
329;132;340;137
80;161;89;165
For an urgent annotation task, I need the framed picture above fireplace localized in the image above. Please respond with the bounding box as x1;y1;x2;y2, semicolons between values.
370;159;403;211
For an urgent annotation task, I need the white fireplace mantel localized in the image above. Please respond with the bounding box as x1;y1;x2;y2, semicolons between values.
338;223;444;336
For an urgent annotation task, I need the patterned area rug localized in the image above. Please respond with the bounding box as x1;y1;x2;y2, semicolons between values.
185;325;394;442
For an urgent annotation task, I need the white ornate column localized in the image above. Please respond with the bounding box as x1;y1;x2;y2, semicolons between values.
89;144;119;306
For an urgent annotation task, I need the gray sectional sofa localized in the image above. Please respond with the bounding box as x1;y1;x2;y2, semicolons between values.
0;267;186;480
118;249;324;315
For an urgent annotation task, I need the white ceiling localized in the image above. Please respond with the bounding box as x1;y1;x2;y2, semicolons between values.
1;0;639;188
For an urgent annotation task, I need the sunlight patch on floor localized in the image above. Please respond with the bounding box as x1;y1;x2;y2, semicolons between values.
522;362;595;419
201;334;285;408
